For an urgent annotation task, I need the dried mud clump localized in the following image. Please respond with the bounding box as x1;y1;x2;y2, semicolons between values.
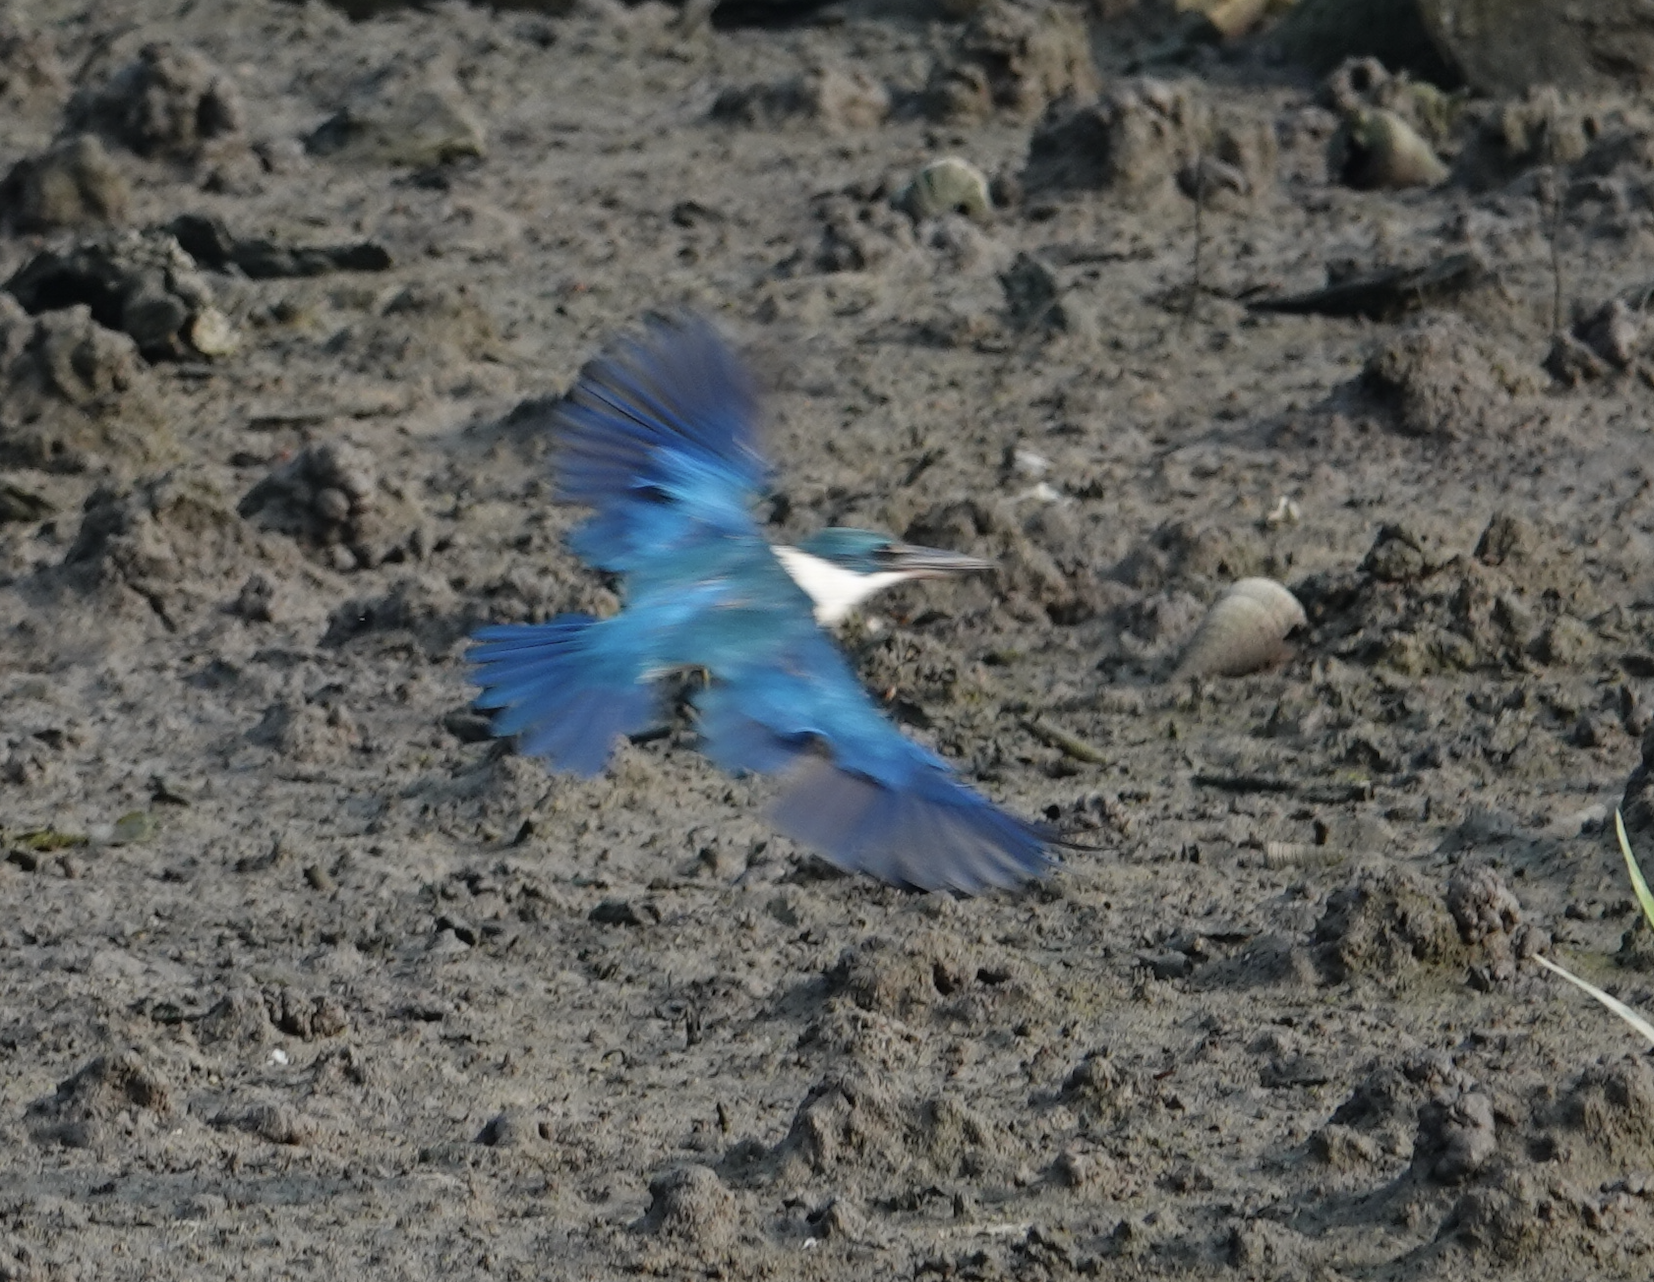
214;1100;318;1147
5;230;235;360
1560;1057;1654;1156
0;294;165;472
62;471;250;614
1414;1086;1499;1182
1294;511;1603;681
927;0;1097;123
1359;313;1531;439
25;1051;173;1149
1446;863;1542;987
321;576;470;657
249;699;361;763
1441;1167;1551;1262
66;43;243;160
1178;113;1279;206
1313;868;1461;984
1546;298;1647;385
1113;518;1265;592
1024;80;1211;203
828;929;1041;1023
322;283;501;381
1452;89;1594;193
1321;56;1460;145
197;990;276;1046
812;192;917;274
753;1073;1003;1191
1061;1052;1136;1122
0;135;129;232
239;441;420;572
634;1165;738;1246
1319;1048;1474;1166
266;988;349;1040
307;64;484;167
711;65;889;131
0;22;68;117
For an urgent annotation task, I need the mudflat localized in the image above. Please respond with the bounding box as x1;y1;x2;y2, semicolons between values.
3;3;1654;1278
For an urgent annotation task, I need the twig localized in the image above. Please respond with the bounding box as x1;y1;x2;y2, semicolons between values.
1185;146;1205;330
1023;716;1109;764
1547;99;1565;334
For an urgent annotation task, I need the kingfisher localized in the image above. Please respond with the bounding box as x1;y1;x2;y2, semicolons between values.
467;314;1059;894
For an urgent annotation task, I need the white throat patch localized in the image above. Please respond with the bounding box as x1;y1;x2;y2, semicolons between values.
773;545;909;626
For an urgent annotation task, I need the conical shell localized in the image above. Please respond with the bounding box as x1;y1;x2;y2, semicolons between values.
897;156;992;222
1173;577;1307;679
1332;108;1447;190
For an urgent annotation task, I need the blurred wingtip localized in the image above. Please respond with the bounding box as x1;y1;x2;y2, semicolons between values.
767;755;1058;896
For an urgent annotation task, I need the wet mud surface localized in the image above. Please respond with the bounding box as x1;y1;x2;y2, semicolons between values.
3;2;1654;1277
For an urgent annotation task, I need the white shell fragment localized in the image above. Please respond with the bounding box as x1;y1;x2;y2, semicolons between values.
897;156;992;222
1173;577;1307;680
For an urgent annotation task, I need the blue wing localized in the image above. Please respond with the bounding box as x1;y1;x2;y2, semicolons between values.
551;313;770;573
468;614;658;777
695;633;1056;895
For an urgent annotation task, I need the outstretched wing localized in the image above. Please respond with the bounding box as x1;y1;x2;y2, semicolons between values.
552;313;770;573
695;632;1056;895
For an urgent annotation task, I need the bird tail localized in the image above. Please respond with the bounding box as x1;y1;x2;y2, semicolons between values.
467;615;657;776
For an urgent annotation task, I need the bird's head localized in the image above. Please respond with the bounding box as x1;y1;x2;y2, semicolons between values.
774;528;994;626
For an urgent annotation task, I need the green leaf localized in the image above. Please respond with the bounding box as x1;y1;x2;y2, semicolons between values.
1615;809;1654;933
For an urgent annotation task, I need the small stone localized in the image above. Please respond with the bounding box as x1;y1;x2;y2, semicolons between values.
308;68;484;167
314;487;352;523
187;307;238;357
111;811;159;845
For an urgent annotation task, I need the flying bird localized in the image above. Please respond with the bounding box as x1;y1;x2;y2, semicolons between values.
467;314;1058;894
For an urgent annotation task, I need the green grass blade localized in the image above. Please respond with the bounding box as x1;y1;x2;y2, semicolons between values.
1534;954;1654;1048
1615;809;1654;933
